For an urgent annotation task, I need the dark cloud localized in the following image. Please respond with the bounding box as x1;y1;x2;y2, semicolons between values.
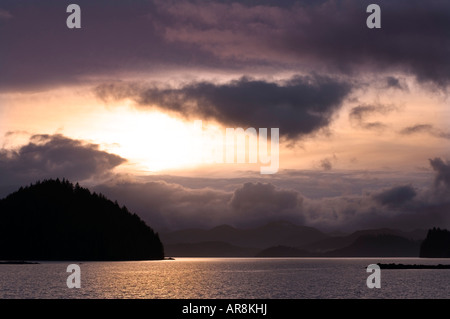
1;0;449;91
153;0;450;86
349;104;396;122
429;158;450;189
0;134;126;190
319;154;337;171
360;122;387;130
230;183;302;215
95;180;304;230
349;104;396;130
96;75;352;139
320;158;332;171
401;124;434;135
373;185;417;207
400;124;450;140
386;76;407;91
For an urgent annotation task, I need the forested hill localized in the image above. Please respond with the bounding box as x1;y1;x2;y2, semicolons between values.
420;228;450;258
0;179;164;261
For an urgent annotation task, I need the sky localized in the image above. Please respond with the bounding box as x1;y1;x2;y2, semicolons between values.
1;0;450;232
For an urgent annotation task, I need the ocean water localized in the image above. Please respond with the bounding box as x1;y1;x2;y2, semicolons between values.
1;258;449;299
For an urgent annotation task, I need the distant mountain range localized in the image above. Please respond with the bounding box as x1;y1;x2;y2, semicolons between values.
161;221;327;249
161;221;427;257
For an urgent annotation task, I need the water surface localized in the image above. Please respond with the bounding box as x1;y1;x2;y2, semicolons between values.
1;258;449;299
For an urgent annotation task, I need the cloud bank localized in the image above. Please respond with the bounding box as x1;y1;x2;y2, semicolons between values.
0;134;126;187
91;158;450;232
0;133;448;233
1;0;450;90
95;75;352;139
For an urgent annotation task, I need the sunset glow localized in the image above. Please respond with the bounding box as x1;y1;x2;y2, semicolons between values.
2;0;450;304
0;0;449;233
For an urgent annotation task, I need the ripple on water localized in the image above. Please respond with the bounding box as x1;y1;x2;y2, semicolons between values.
0;258;449;299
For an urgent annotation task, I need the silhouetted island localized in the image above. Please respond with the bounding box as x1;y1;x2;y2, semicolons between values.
377;263;450;269
0;261;39;264
0;179;164;261
420;227;450;258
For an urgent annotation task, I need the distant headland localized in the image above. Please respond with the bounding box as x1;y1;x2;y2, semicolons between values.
420;228;450;258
